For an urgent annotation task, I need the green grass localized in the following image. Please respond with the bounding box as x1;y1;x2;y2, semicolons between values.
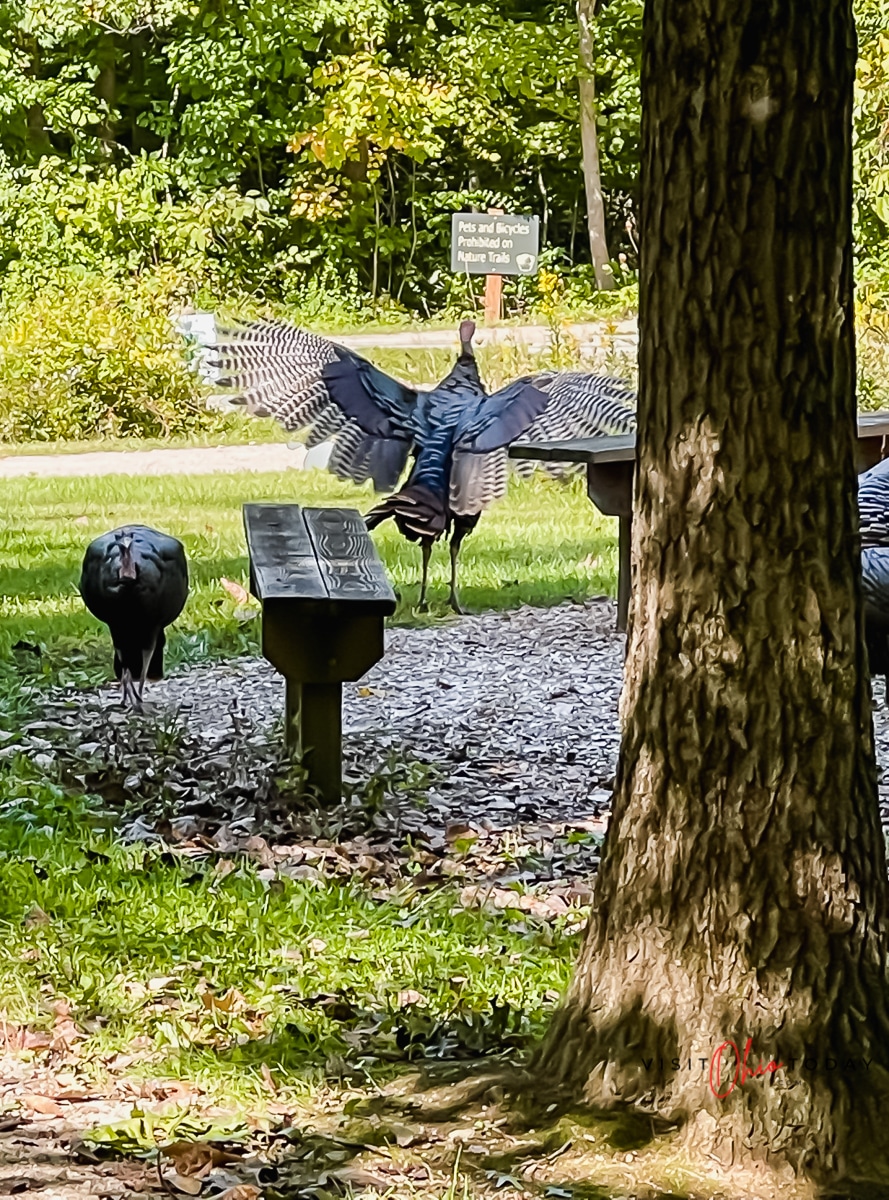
0;469;619;682
0;777;578;1101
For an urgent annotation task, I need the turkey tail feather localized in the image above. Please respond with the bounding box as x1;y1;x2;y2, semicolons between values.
365;484;449;542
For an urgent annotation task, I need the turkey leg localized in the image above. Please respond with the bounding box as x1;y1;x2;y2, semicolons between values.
120;667;140;708
136;637;158;705
417;541;432;612
448;522;472;615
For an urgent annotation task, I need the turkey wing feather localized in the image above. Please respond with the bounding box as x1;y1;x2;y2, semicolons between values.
858;457;889;548
211;318;417;490
511;371;636;479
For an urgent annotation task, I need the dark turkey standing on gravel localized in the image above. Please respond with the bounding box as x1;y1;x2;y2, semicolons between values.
858;457;889;693
211;318;636;613
79;526;189;707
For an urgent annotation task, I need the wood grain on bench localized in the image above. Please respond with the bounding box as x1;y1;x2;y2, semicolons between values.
302;507;395;610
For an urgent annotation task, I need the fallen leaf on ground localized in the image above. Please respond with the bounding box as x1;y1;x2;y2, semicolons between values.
217;1187;261;1200
395;989;426;1008
243;835;275;868
148;975;180;993
330;1166;390;1189
166;1171;203;1195
165;1138;241;1175
23;905;50;928
20;1094;64;1116
200;988;247;1014
445;822;474;843
220;578;251;605
387;1122;423;1147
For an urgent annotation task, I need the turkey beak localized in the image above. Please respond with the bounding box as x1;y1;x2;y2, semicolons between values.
118;538;137;581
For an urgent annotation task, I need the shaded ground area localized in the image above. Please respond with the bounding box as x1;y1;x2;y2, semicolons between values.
2;600;886;1199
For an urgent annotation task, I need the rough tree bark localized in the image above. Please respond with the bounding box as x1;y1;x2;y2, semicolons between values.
539;0;889;1185
577;0;614;290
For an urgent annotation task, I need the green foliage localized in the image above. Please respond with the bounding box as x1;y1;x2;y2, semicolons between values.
292;51;457;174
854;4;889;249
0;273;212;441
0;155;283;299
0;0;884;323
858;278;889;411
0;0;645;313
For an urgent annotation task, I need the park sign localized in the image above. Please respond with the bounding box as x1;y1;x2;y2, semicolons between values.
450;212;540;276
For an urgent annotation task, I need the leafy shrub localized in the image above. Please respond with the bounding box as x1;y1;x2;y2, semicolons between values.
0;155;283;304
858;278;889;412
0;272;213;442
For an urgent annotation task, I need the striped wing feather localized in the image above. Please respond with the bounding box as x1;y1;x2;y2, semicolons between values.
449;448;510;516
211;318;415;491
859;458;889;547
511;371;636;479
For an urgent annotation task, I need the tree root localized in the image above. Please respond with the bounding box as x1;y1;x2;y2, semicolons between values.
357;1064;530;1123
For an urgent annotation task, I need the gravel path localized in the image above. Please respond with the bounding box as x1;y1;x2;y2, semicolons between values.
106;597;889;827
336;318;638;353
147;599;623;831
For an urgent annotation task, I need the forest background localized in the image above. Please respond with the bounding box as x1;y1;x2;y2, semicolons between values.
0;0;887;439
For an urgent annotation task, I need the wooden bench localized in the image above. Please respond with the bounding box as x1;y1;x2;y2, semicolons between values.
243;504;397;802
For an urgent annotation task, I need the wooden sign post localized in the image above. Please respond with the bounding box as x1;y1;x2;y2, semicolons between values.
484;272;503;325
484;207;504;325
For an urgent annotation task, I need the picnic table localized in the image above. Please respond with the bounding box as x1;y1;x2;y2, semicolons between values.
509;413;889;633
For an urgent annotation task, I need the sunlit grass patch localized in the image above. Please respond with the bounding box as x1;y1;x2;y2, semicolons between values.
0;470;619;684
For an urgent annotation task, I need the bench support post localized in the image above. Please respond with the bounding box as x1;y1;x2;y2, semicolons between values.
587;461;634;634
285;679;343;803
617;516;632;633
244;504;396;805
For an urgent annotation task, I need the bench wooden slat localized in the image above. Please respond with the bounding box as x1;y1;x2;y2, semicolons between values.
303;508;397;612
511;413;889;467
243;503;328;601
858;413;889;435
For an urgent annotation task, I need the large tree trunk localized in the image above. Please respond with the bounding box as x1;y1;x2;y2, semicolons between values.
577;0;613;290
539;0;889;1184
